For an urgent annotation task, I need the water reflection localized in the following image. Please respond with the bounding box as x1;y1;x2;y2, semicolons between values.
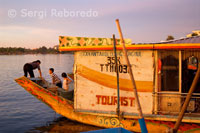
28;116;103;133
0;54;76;132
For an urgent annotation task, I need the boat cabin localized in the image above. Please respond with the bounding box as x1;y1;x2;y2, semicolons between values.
59;36;200;122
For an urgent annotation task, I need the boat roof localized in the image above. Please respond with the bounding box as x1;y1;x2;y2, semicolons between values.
160;35;200;44
59;36;200;51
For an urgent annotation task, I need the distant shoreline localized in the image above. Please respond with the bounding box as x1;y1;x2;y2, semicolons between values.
0;46;73;55
0;53;73;55
0;52;73;55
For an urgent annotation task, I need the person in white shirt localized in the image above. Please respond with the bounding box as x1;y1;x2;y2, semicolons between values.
61;72;72;91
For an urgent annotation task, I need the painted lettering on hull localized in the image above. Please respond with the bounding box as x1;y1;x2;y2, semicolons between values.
100;57;130;73
96;95;135;107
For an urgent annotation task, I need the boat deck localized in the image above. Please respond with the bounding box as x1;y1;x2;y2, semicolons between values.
30;77;74;101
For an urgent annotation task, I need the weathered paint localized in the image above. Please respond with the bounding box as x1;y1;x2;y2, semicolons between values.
15;36;200;132
15;76;200;132
59;36;132;51
76;64;153;92
74;50;154;115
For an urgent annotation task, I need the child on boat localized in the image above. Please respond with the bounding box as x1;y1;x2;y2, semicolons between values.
49;68;62;88
61;72;72;91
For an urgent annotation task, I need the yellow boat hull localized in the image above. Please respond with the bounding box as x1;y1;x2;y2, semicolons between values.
15;76;200;132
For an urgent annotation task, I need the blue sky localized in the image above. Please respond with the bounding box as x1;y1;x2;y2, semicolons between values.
0;0;200;48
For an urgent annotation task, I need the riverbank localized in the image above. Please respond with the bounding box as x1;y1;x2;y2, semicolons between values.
0;52;73;55
0;46;73;55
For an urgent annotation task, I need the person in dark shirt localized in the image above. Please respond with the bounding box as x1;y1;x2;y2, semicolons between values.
23;60;42;78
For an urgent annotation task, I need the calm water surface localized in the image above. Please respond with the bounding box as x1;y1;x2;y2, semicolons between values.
0;54;100;133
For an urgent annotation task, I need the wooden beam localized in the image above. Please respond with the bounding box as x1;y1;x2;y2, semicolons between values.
173;63;200;132
116;19;148;133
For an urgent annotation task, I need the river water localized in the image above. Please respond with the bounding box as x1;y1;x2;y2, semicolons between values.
0;54;101;133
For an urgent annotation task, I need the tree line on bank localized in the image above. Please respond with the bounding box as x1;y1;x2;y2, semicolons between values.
1;33;198;55
0;46;65;55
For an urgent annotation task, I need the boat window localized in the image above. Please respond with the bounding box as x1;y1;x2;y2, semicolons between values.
159;50;179;91
182;50;200;93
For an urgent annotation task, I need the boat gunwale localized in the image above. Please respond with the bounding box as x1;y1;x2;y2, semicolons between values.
15;76;74;106
59;43;200;51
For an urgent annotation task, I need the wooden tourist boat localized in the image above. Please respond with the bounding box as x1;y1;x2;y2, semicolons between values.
16;36;200;132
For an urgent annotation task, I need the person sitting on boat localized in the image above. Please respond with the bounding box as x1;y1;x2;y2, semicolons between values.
61;72;72;91
49;68;62;88
23;60;42;78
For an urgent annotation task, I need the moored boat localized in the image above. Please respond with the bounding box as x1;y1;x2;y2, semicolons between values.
16;35;200;132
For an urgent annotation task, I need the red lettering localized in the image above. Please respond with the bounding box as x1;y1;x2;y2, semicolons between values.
108;96;113;105
120;97;123;106
96;95;101;104
123;97;128;106
114;96;117;105
129;97;135;107
96;95;135;107
102;96;107;105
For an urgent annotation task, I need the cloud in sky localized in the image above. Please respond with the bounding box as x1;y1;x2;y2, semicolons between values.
0;0;200;48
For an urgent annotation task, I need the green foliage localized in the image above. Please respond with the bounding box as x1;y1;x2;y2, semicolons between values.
191;33;198;37
166;35;175;41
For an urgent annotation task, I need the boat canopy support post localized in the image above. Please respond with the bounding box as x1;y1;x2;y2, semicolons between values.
113;34;120;118
172;63;200;132
115;19;148;133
